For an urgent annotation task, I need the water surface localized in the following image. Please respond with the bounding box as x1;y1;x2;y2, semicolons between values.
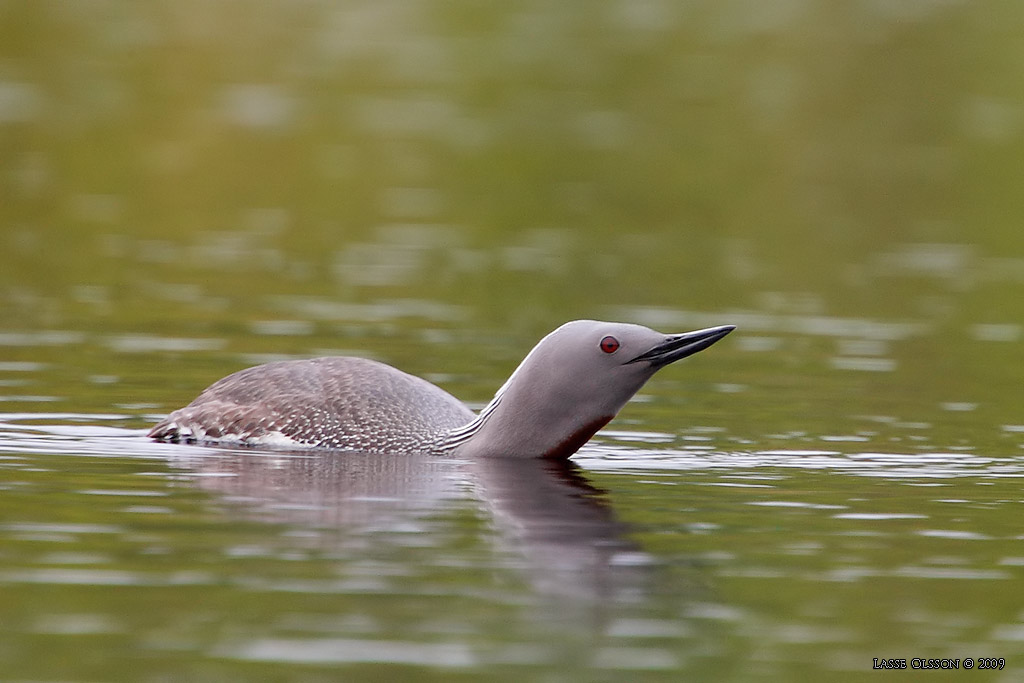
3;1;1024;681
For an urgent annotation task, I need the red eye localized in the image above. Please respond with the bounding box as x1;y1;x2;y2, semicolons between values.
600;335;620;353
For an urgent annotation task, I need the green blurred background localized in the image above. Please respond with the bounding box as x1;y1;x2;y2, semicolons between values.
3;0;1024;443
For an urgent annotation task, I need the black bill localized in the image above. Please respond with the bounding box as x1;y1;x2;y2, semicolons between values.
626;325;736;368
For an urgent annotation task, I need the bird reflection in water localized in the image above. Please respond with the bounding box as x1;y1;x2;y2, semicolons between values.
168;449;655;602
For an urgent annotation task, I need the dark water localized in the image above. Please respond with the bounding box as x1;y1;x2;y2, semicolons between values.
3;2;1024;681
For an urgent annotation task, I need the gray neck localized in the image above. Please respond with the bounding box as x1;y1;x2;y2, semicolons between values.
437;392;503;455
437;376;615;459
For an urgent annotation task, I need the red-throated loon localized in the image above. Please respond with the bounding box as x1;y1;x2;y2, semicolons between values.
148;320;734;458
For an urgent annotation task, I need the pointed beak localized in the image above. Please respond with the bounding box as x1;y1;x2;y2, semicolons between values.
626;325;735;368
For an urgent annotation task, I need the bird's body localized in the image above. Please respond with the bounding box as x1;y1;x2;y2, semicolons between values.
148;357;473;452
149;320;734;458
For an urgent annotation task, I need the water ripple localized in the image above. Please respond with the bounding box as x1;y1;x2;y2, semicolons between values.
581;446;1023;480
218;637;475;666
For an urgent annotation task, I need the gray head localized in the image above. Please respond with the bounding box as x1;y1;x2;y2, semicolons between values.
449;320;734;459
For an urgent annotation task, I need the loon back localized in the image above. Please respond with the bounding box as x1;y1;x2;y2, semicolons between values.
148;357;474;452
